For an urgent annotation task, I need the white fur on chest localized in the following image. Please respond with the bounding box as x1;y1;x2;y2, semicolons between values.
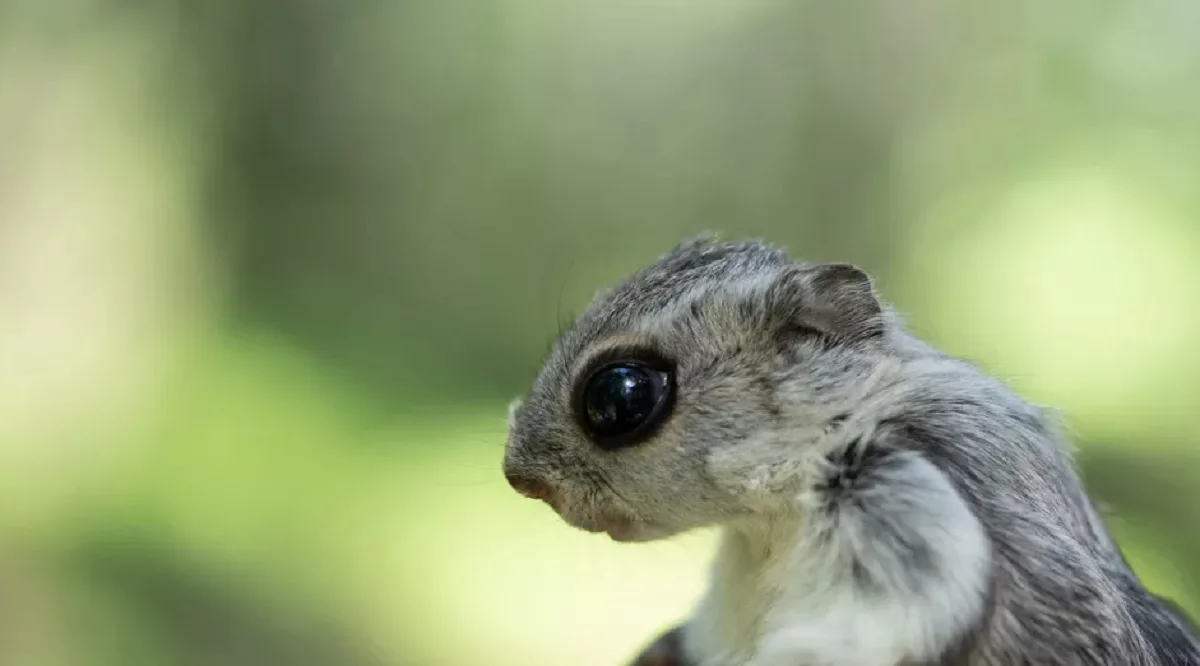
684;453;991;666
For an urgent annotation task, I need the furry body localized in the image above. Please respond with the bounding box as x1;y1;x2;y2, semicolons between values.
503;236;1200;665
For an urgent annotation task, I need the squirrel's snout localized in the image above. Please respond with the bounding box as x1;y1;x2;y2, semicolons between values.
505;469;554;502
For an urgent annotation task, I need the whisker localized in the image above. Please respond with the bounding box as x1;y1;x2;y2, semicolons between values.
591;468;635;508
431;478;504;489
557;253;577;337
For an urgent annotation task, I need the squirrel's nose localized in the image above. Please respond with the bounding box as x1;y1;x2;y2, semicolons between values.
505;470;553;501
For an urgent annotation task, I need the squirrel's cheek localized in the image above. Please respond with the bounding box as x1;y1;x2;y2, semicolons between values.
706;444;812;511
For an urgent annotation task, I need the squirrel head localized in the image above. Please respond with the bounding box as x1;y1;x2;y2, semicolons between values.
503;234;894;541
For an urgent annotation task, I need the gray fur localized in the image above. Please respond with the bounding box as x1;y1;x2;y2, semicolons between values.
503;235;1200;665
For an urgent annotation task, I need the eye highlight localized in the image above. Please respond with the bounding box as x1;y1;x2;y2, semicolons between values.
577;359;674;449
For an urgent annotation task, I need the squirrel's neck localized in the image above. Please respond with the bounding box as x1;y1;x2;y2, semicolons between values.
684;514;804;662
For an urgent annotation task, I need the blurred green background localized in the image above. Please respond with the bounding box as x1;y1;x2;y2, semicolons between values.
1;1;1198;664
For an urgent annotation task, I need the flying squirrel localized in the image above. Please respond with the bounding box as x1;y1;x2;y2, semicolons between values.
502;235;1200;666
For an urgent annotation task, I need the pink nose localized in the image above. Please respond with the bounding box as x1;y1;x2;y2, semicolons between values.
505;471;553;501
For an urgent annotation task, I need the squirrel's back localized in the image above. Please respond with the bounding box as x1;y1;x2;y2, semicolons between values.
872;351;1200;665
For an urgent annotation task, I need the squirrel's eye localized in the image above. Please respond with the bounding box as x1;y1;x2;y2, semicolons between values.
579;361;674;449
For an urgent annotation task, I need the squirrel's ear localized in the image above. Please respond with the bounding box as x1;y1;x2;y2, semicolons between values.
767;263;884;344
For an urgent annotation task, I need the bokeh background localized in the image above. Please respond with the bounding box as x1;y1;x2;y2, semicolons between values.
2;1;1198;664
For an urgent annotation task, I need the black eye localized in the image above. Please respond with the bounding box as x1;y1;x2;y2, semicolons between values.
578;360;674;449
